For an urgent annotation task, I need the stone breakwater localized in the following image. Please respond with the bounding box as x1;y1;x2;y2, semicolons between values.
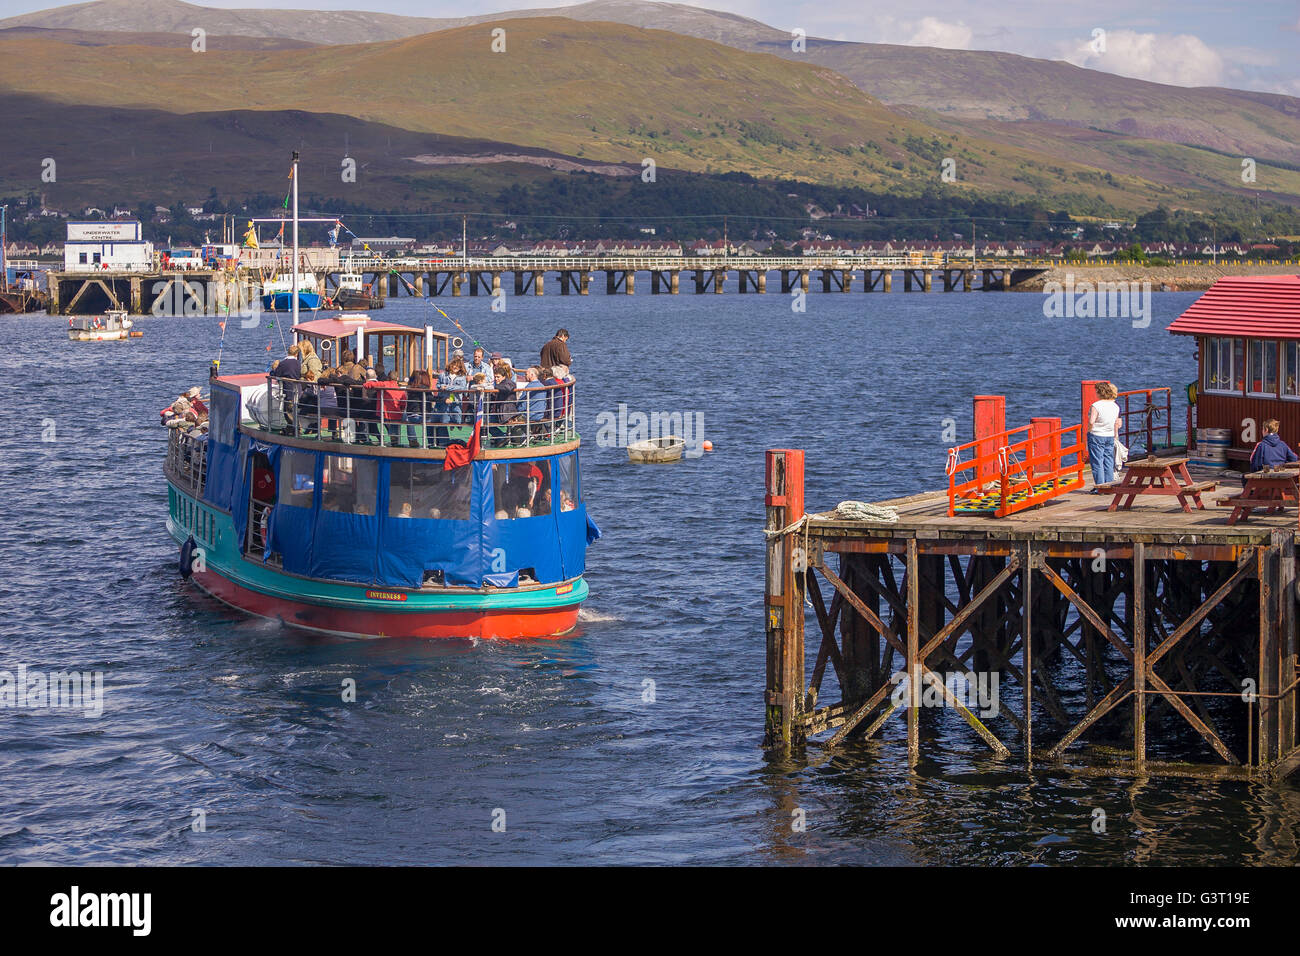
1016;262;1298;292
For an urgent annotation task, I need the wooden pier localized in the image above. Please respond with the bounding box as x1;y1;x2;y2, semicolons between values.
764;411;1300;781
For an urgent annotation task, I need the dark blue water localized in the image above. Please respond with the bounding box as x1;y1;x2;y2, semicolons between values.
2;288;1298;865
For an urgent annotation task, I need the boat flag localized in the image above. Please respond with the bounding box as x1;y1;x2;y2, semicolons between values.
444;394;482;470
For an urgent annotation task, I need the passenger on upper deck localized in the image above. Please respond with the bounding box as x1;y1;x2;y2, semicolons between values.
365;365;406;444
540;328;572;378
488;363;521;447
299;339;323;378
467;346;493;384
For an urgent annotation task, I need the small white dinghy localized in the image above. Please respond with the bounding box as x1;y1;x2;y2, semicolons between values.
628;436;685;463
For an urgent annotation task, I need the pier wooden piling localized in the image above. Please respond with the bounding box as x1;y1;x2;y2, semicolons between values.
763;440;1300;781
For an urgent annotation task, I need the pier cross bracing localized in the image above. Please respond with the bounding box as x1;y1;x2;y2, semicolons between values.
764;391;1300;782
43;254;1047;314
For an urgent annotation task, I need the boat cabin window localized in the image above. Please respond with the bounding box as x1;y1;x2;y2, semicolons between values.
1203;336;1244;393
364;332;417;381
557;454;579;512
1284;342;1300;399
278;449;317;507
1248;340;1278;396
388;461;472;520
322;455;378;516
492;461;551;519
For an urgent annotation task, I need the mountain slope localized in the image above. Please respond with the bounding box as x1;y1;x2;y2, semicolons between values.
0;17;1217;212
8;0;1297;171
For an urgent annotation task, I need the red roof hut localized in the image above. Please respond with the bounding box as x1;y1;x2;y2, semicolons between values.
1168;275;1300;461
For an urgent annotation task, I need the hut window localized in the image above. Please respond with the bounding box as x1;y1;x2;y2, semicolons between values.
322;455;378;516
277;450;316;508
1284;342;1300;398
1248;340;1278;396
1203;337;1244;393
388;461;471;520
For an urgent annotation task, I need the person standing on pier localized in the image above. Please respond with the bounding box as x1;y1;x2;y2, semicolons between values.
540;328;572;378
1087;381;1123;486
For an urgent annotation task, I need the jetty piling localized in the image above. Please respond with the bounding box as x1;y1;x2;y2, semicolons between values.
764;390;1300;781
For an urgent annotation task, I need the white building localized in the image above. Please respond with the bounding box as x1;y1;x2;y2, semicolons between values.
63;221;153;272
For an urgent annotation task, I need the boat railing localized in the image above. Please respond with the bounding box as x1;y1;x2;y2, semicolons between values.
248;374;578;451
165;426;208;495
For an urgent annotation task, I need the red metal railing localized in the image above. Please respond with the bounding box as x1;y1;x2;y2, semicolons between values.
947;421;1086;518
1116;387;1173;455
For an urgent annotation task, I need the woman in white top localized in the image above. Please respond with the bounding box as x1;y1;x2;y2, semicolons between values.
1087;381;1123;485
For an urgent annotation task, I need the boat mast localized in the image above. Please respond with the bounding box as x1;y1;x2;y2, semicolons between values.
0;205;7;293
291;150;300;330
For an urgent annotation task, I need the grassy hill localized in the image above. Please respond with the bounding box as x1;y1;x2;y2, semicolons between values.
1;18;1289;216
6;0;1300;174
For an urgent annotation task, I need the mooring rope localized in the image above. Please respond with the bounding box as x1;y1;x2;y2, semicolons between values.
831;500;900;523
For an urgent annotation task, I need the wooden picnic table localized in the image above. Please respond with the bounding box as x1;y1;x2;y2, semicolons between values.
1102;455;1217;513
1217;468;1300;525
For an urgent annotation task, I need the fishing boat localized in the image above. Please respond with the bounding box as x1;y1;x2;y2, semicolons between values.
260;272;323;312
628;436;685;463
68;309;135;341
163;153;598;640
330;270;383;311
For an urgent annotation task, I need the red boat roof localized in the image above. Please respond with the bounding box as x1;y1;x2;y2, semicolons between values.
293;316;424;337
1167;274;1300;339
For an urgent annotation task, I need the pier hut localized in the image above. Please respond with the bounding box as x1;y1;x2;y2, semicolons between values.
764;385;1300;781
1169;274;1300;464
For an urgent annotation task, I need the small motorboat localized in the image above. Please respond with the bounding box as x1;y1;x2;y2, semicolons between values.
68;309;135;341
628;436;685;463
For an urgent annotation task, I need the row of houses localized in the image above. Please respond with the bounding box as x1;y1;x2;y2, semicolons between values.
6;235;1274;261
346;238;1266;259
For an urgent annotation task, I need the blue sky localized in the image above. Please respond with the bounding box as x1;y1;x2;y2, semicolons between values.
2;0;1297;94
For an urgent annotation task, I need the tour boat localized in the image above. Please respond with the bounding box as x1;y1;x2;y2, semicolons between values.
68;309;135;341
164;153;595;640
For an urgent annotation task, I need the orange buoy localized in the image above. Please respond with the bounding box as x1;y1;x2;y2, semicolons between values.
702;440;713;451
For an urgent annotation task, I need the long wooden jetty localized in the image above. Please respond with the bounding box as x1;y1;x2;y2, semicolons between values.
764;391;1300;781
43;254;1048;314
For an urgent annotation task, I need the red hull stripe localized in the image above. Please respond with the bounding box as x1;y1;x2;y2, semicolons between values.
191;569;580;640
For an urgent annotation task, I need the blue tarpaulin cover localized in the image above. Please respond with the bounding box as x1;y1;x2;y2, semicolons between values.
216;448;594;589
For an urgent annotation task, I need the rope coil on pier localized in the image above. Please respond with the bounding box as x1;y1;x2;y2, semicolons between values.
831;501;900;523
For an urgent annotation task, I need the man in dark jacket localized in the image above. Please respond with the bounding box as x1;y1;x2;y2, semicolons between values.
540;329;572;376
1249;419;1299;471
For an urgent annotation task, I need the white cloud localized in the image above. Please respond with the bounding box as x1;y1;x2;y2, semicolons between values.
1061;29;1226;87
908;16;974;49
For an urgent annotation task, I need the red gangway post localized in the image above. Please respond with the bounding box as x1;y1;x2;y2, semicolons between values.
764;449;805;750
1030;417;1062;478
1080;379;1103;465
973;395;1006;485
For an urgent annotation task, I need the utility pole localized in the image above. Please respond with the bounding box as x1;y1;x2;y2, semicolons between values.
462;215;467;262
0;205;7;293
